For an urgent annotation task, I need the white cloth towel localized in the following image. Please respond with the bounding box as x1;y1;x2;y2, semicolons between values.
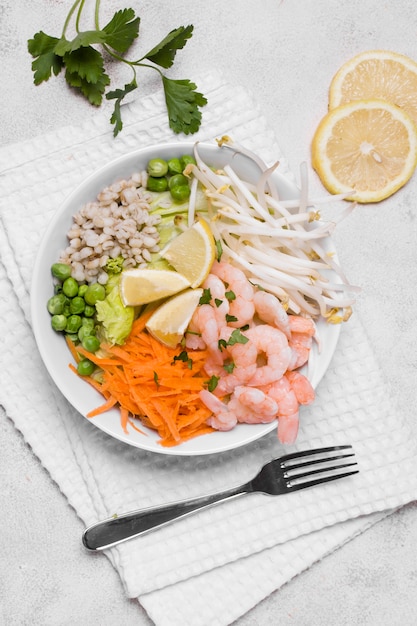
1;72;416;626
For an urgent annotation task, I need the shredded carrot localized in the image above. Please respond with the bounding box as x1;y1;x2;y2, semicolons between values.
66;336;81;363
68;308;214;446
87;395;119;417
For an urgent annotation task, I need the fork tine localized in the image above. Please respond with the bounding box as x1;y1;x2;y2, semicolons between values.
281;452;355;472
285;468;359;492
277;445;359;493
283;461;358;481
278;445;353;465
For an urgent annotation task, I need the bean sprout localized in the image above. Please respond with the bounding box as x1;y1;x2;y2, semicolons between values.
189;141;358;320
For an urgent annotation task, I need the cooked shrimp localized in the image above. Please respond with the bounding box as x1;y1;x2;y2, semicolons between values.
184;316;206;350
288;332;312;370
245;324;292;387
288;315;316;336
230;386;278;424
210;355;258;396
199;389;237;431
285;370;315;405
261;377;300;444
188;303;224;364
278;412;299;445
287;314;316;370
201;326;256;395
253;290;291;339
210;260;255;327
202;274;230;325
203;353;225;378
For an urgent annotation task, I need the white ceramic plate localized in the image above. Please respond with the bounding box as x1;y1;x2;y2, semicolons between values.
31;141;340;456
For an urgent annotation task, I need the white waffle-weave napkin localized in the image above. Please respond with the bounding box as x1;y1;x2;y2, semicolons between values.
1;72;417;626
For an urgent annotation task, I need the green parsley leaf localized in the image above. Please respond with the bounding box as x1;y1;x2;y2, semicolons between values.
227;329;249;346
223;361;235;374
65;68;110;106
218;338;228;352
173;350;193;368
106;80;138;136
153;371;160;387
54;32;107;56
207;375;219;392
162;76;207;135
28;7;206;137
64;46;106;83
215;239;223;262
225;313;238;323
27;31;64;84
145;25;193;69
225;290;236;301
199;288;212;305
102;8;140;54
214;298;223;308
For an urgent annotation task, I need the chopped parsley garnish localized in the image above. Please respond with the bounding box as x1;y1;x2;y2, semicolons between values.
206;375;219;391
199;288;212;305
227;328;249;345
172;350;193;369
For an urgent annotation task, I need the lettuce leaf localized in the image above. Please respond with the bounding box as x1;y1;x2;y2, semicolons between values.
95;275;134;345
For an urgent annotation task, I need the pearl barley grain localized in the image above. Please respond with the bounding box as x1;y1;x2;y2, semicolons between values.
60;171;161;284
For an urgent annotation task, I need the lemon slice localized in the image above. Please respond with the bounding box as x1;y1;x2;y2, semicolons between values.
119;268;191;306
329;50;417;124
161;218;216;288
145;288;203;348
311;99;417;203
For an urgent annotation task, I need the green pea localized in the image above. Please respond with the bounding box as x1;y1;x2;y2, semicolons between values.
83;304;96;317
181;155;196;169
147;176;168;193
84;283;106;306
167;157;183;175
77;358;95;377
47;294;67;315
51;314;67;332
51;263;72;281
82;335;100;353
66;314;82;334
69;296;85;315
147;158;169;178
54;284;63;295
169;173;188;189
62;277;79;298
78;325;93;343
63;301;71;317
81;317;95;331
65;333;79;344
170;185;191;203
78;284;88;298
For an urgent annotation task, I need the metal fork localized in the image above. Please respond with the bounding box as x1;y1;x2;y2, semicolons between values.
82;445;358;551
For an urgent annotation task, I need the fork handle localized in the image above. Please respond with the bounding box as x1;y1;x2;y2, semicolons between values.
82;482;251;551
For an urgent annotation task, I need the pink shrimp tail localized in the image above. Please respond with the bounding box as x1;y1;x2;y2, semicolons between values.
285;370;315;405
277;411;299;444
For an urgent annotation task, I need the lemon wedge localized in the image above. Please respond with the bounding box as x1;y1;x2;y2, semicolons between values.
311;98;417;203
329;49;417;125
145;288;203;348
119;268;191;306
161;218;216;288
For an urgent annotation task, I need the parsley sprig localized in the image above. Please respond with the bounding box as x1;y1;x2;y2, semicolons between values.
27;0;207;136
